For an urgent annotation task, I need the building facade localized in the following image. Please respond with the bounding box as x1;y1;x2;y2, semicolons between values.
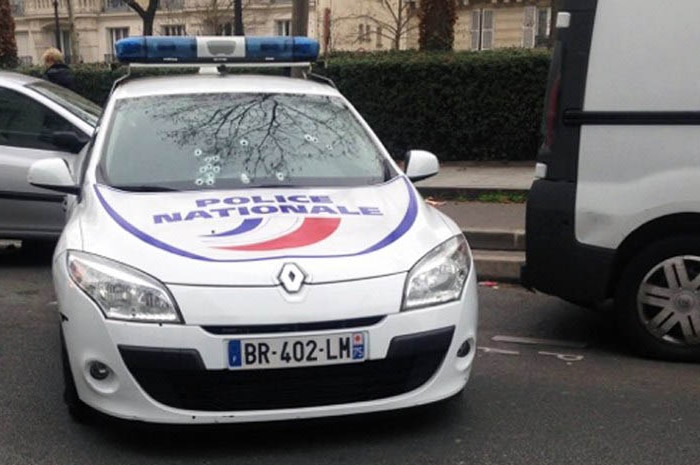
12;0;551;65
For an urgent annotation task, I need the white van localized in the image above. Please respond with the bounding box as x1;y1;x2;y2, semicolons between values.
522;0;700;361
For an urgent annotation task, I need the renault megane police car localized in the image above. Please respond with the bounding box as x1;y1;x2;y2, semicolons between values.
28;36;478;424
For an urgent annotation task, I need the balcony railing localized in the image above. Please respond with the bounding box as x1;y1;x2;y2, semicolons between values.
159;0;184;9
21;0;104;15
104;0;129;12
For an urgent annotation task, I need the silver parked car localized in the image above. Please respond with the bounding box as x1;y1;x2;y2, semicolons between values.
0;71;99;246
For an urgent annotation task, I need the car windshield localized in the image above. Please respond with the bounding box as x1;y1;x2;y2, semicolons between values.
27;80;101;127
100;92;392;190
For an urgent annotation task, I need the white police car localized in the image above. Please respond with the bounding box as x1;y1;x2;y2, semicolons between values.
28;36;478;424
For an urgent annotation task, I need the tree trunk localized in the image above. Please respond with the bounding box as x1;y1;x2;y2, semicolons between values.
291;0;308;35
394;0;402;50
65;0;79;63
143;0;158;35
234;0;243;35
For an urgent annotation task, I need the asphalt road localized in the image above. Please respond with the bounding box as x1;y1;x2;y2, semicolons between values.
1;246;699;465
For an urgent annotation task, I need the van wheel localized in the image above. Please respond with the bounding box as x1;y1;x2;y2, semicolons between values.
616;236;700;361
60;330;93;423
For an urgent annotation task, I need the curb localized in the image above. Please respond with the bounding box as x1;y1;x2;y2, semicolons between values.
463;228;525;252
473;250;524;283
462;229;526;283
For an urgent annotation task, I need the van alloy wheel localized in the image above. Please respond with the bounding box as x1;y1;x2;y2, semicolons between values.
637;255;700;346
616;236;700;361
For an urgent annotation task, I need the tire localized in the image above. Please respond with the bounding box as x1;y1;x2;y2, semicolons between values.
615;236;700;362
21;239;57;257
60;329;93;423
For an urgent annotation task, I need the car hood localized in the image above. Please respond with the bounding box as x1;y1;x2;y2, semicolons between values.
79;177;458;286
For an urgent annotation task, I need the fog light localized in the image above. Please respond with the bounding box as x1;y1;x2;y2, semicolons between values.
457;340;471;357
89;361;111;380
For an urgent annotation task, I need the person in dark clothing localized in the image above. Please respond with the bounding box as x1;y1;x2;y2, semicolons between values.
41;48;76;91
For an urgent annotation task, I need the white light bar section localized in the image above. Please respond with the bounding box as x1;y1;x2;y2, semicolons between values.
196;37;246;59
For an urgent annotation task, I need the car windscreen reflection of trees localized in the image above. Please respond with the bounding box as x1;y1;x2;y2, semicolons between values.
106;93;389;190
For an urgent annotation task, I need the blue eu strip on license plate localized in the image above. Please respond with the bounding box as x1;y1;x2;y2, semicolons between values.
227;332;368;370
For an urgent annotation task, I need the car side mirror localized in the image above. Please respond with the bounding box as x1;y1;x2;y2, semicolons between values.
404;150;439;182
28;158;80;195
53;130;88;154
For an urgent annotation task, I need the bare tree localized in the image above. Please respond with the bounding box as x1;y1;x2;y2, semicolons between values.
196;0;233;35
335;0;418;51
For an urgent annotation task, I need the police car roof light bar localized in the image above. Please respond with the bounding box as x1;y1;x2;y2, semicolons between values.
115;36;320;66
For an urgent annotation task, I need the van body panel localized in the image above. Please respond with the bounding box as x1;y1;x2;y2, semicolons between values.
584;0;700;112
576;126;700;249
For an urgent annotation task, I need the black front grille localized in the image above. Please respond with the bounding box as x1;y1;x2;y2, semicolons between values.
202;315;385;335
120;327;454;412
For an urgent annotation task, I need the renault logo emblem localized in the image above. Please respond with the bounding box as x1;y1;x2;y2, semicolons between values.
278;263;307;293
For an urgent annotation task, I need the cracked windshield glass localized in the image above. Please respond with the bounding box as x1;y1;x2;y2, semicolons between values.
101;92;392;190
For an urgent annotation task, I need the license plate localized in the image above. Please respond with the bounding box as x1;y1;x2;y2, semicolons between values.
227;332;368;369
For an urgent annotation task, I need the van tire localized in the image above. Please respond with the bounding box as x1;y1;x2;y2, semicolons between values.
615;236;700;362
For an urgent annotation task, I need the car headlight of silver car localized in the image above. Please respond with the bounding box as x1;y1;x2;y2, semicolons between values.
67;251;182;323
402;235;471;311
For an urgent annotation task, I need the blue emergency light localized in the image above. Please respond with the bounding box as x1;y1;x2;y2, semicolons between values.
115;36;320;64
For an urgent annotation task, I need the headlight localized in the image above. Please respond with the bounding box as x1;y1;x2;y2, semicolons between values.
67;251;182;323
403;235;471;311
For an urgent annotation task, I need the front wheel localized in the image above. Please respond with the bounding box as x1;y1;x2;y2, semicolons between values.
616;236;700;362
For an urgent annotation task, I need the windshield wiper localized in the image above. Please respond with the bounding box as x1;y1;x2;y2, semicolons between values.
110;185;179;192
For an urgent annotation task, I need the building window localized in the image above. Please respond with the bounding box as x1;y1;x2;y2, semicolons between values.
107;27;129;62
376;26;383;48
358;23;371;43
275;19;292;36
215;22;234;36
59;30;72;63
471;9;493;51
524;6;551;48
536;7;551;47
163;24;187;36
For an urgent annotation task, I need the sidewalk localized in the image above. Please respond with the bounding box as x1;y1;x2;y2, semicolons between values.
415;161;534;197
415;161;535;283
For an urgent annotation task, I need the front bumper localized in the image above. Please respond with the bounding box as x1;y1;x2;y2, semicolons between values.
53;259;478;424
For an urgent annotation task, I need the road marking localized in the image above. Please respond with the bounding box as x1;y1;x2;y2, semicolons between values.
492;335;588;349
477;346;520;356
538;351;584;362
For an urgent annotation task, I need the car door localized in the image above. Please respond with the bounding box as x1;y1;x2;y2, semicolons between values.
0;86;84;239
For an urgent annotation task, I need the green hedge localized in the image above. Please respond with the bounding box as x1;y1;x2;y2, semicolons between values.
19;49;551;161
318;49;550;161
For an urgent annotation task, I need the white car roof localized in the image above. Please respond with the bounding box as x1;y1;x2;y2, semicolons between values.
112;73;342;100
0;71;44;88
